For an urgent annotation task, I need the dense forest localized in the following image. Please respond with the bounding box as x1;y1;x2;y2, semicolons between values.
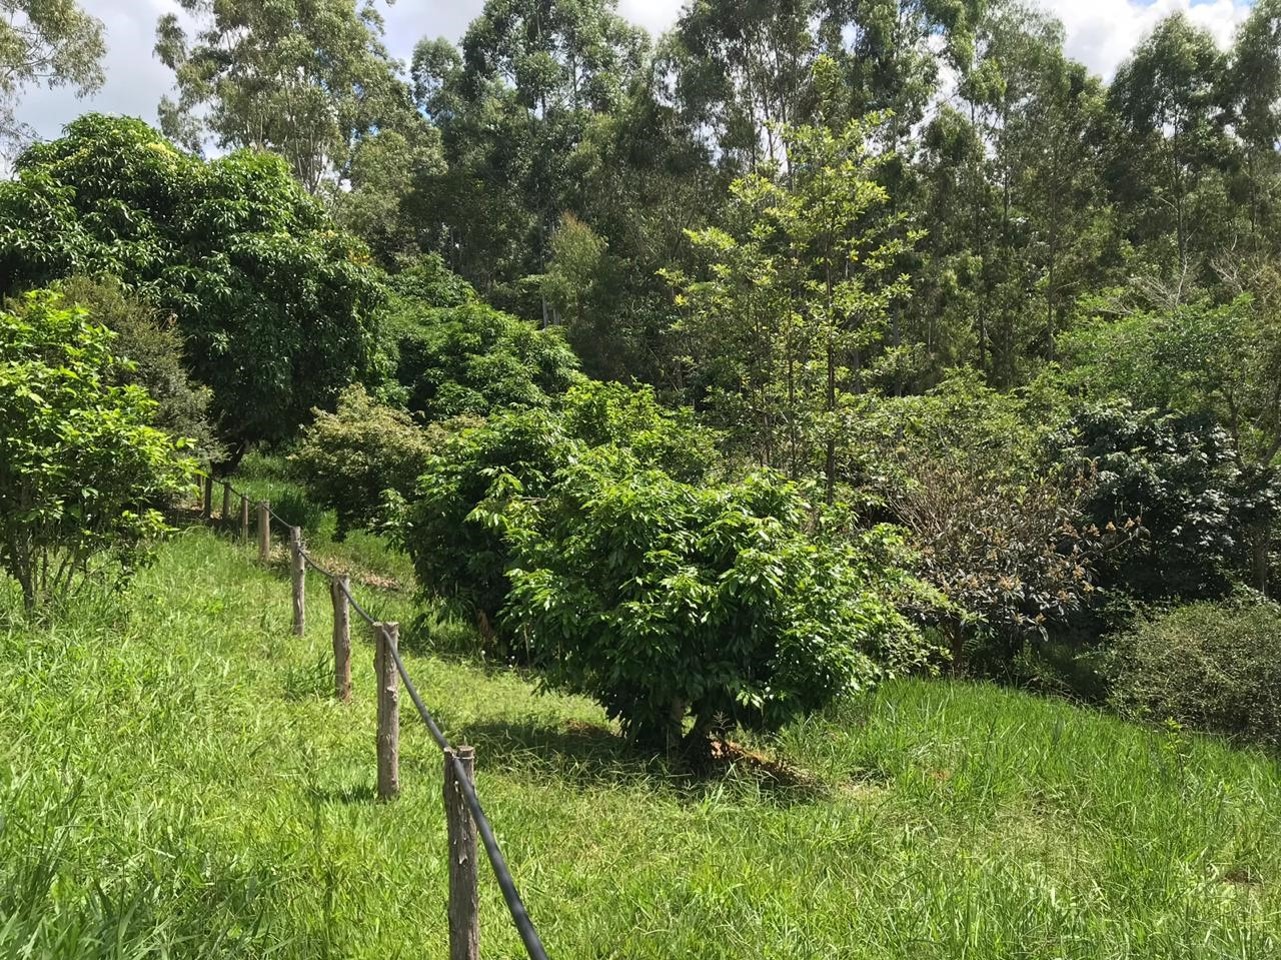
2;0;1280;749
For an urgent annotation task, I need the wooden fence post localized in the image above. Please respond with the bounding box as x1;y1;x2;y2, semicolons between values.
221;482;231;528
332;576;351;702
375;621;400;800
445;746;480;960
201;474;214;520
289;526;306;636
258;501;271;563
240;495;250;544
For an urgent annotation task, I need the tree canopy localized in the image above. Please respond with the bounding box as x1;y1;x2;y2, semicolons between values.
0;114;386;451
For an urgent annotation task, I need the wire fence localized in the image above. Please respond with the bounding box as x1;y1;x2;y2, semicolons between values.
193;470;550;960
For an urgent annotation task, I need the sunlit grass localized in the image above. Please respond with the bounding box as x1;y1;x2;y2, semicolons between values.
1;522;1280;957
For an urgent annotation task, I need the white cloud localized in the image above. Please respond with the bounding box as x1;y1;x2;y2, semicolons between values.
6;0;1256;153
1042;0;1251;78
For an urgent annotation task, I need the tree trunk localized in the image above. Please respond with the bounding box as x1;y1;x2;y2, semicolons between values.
1251;518;1271;598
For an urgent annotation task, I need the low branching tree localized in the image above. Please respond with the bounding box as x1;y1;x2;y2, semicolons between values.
397;381;720;653
502;448;936;757
0;291;192;611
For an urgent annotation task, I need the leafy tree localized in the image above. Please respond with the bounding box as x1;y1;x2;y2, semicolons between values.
668;64;918;498
560;78;725;383
503;448;933;754
412;0;646;305
398;381;720;650
1223;0;1281;262
290;384;435;540
0;0;105;152
0;114;387;452
392;301;580;422
1060;403;1270;602
535;213;609;332
335;130;447;267
53;276;223;464
0;291;191;611
388;253;478;308
666;0;820;172
1108;14;1229;286
154;0;435;195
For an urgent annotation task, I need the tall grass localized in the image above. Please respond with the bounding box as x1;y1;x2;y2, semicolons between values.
1;525;1279;957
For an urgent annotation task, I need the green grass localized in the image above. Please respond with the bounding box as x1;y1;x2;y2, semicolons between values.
2;525;1281;957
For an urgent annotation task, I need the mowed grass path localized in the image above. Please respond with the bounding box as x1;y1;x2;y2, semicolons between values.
2;528;1281;958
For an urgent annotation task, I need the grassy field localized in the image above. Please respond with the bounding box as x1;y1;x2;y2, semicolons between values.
2;498;1281;957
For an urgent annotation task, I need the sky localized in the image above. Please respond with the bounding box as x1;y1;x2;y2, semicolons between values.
9;0;1257;149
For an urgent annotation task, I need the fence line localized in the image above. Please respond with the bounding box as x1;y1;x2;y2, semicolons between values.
194;471;550;960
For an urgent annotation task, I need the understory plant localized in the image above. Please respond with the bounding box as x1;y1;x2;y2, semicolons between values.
1109;597;1281;747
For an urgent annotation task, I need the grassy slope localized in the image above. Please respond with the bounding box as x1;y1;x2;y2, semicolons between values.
2;524;1281;957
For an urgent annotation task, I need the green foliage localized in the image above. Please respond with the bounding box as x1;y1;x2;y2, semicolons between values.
53;276;224;463
666;89;920;494
155;0;435;196
1060;403;1275;601
0;0;105;150
533;212;609;333
290;385;435;540
503;449;933;750
0;114;386;449
558;380;720;484
388;253;477;308
399;380;719;646
392;300;580;421
848;374;1100;667
1110;598;1281;748
0;290;191;610
1062;294;1281;467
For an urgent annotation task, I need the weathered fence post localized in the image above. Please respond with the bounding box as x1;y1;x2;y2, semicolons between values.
221;482;231;528
332;576;351;702
240;495;250;544
201;474;214;521
374;621;400;800
257;501;271;563
445;746;480;960
289;526;306;636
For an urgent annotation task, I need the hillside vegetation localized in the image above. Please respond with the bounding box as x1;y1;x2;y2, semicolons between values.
5;1;1281;955
1;518;1279;958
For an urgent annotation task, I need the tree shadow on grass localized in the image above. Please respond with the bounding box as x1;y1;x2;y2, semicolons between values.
454;716;829;807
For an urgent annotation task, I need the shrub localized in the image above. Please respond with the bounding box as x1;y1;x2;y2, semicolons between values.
393;300;580;421
1109;599;1281;747
53;276;224;463
399;381;722;649
290;385;435;539
847;374;1104;669
0;291;192;611
502;448;934;753
400;408;571;644
1059;403;1263;602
